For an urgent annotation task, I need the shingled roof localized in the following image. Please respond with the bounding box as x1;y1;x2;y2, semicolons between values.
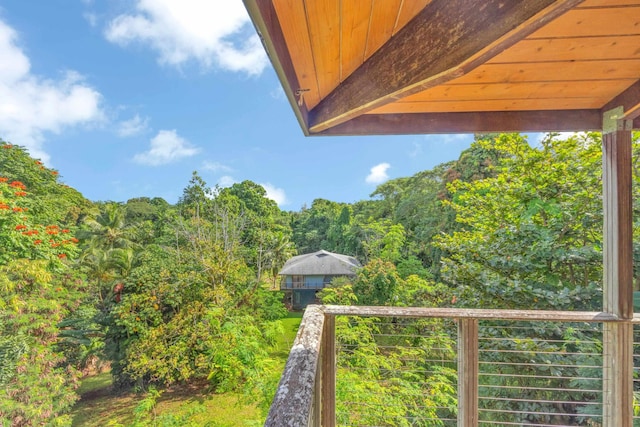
278;250;361;276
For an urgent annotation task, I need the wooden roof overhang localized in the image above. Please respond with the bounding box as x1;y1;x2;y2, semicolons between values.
243;0;640;136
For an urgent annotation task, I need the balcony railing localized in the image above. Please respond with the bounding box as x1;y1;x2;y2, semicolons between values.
265;305;639;427
280;282;331;290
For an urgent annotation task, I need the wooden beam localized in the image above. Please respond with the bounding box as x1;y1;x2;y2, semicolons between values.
321;314;336;427
458;319;479;427
603;322;634;427
322;305;626;323
602;112;634;319
308;0;584;133
602;79;640;122
315;110;604;136
601;108;634;427
243;0;310;135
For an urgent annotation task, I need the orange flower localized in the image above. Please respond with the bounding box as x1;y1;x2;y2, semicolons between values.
2;144;11;149
51;243;60;247
62;229;70;233
9;181;26;189
0;203;9;210
57;253;66;259
70;237;79;243
0;177;7;183
15;224;27;230
12;207;22;212
14;191;27;197
34;240;42;245
35;161;42;165
51;171;58;176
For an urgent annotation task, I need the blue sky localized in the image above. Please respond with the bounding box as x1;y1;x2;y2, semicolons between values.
0;1;475;211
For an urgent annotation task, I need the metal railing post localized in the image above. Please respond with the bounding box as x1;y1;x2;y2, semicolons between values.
458;318;479;427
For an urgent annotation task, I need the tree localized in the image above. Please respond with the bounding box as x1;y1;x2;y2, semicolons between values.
433;132;619;424
265;231;296;288
0;142;86;425
436;133;603;310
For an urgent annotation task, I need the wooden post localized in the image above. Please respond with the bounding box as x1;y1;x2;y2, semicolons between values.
321;314;336;427
458;318;479;427
601;108;634;427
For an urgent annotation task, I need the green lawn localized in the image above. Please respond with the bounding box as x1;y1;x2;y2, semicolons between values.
71;312;303;426
70;376;261;427
274;311;303;357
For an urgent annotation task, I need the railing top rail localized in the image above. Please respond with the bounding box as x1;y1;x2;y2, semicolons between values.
323;305;640;323
265;305;325;427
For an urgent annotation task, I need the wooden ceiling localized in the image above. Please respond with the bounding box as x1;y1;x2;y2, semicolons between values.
244;0;640;136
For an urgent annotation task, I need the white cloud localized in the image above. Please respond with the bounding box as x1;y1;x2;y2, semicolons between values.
270;86;285;101
134;129;199;165
0;20;103;163
439;134;470;144
537;131;586;142
409;141;422;158
202;160;232;173
217;175;236;188
104;0;268;75
366;163;390;184
117;114;149;137
260;182;287;206
84;12;98;28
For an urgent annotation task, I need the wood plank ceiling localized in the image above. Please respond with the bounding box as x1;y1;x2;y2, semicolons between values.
245;0;640;136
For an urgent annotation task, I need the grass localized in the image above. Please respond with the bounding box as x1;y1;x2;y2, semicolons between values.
70;377;260;427
71;312;303;426
274;311;303;356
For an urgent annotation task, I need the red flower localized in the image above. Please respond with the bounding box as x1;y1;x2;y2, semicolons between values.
57;253;66;259
15;224;27;230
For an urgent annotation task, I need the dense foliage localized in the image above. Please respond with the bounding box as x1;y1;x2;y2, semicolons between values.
0;142;87;426
2;131;639;425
